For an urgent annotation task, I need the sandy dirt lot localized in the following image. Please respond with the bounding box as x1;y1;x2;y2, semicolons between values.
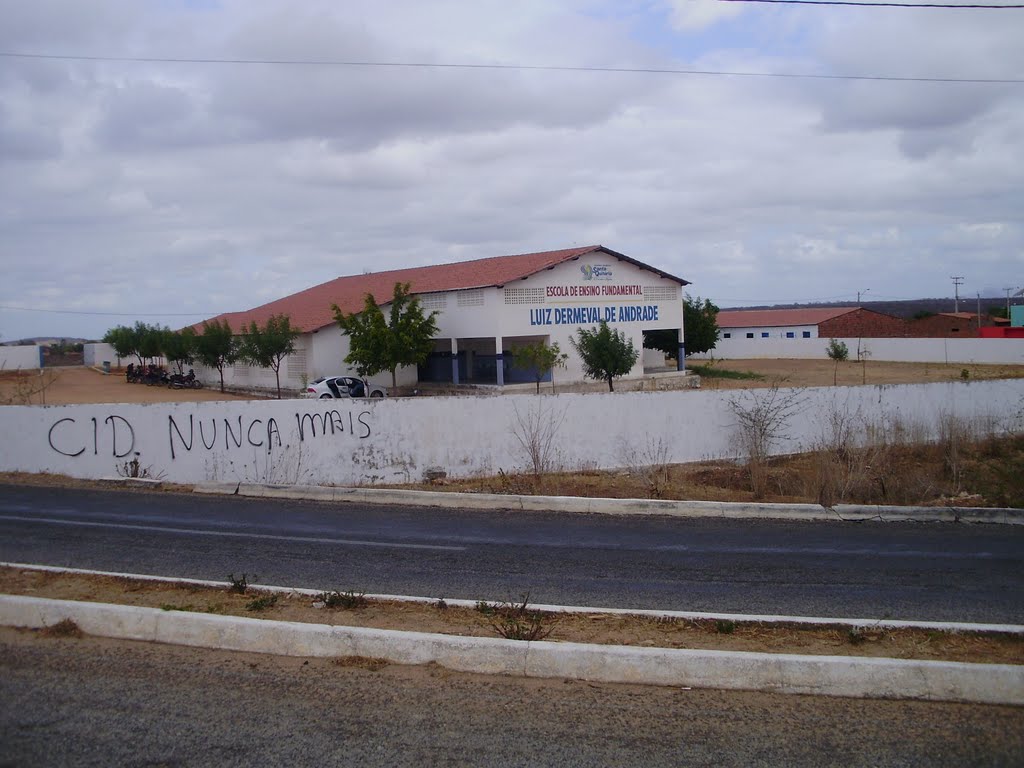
689;358;1024;390
0;367;267;405
3;360;1023;405
4;567;1020;664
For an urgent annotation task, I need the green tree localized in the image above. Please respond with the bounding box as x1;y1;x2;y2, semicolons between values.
570;321;639;392
102;325;137;365
332;282;439;389
161;328;197;375
510;340;569;394
195;319;238;393
136;322;167;365
826;338;849;385
102;322;166;366
239;314;301;398
643;295;719;360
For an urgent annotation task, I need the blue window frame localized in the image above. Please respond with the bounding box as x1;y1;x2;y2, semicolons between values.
786;332;795;338
746;332;754;339
802;331;811;338
723;332;731;339
761;332;769;338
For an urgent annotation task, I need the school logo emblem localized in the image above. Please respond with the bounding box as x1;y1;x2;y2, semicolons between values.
580;264;612;281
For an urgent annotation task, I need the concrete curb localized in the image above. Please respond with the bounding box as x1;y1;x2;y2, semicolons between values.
3;594;1021;705
7;562;1023;636
192;482;1024;524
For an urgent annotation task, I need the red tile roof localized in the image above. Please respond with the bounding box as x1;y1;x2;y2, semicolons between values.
717;307;859;329
197;245;689;333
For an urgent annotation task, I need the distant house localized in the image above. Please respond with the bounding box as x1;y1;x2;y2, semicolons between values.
716;307;907;342
906;312;992;338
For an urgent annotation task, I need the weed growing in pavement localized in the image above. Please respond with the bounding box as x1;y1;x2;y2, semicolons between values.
40;618;83;638
434;598;449;611
245;594;279;612
847;628;866;645
715;620;736;635
227;573;254;594
317;590;369;610
488;593;558;642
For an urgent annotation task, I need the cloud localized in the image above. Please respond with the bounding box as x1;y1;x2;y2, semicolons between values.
0;0;1020;340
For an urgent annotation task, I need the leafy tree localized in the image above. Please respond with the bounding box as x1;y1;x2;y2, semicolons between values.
102;322;165;366
162;328;197;375
102;325;137;364
195;319;238;393
826;338;849;385
239;314;301;398
510;340;569;394
570;321;639;392
136;322;167;364
643;294;719;360
333;282;439;389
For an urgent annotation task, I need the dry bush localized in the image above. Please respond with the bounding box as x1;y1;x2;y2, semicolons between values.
728;384;805;499
510;400;567;478
619;436;673;498
0;368;59;405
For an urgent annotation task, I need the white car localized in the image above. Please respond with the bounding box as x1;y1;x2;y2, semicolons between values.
303;376;387;399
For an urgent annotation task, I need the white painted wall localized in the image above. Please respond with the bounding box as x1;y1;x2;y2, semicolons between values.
2;379;1020;486
0;346;42;371
83;342;130;368
693;337;1024;365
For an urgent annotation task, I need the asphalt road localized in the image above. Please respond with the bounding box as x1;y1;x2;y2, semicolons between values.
2;629;1022;768
1;484;1022;623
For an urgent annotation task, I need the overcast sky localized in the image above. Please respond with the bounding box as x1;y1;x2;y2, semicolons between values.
1;0;1022;341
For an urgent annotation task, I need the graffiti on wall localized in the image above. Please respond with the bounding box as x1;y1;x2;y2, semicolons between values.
48;415;136;458
46;408;373;462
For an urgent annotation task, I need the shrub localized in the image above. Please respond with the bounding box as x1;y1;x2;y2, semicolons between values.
488;594;558;642
317;590;369;610
227;573;254;594
245;594;279;612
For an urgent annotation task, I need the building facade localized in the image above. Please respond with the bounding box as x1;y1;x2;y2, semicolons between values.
195;246;690;393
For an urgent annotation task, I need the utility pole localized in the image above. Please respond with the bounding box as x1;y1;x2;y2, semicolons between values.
857;288;870;304
951;276;964;313
1005;287;1015;317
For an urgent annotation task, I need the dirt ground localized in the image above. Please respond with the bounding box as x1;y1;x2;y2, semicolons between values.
0;367;262;405
3;359;1022;406
687;358;1024;390
4;567;1020;665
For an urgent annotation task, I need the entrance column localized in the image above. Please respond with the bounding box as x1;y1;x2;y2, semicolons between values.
495;336;505;386
677;327;686;372
450;339;460;385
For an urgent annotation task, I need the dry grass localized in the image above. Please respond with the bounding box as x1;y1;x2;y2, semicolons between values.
5;568;1020;664
404;432;1024;508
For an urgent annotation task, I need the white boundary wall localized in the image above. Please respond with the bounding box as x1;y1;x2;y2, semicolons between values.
83;343;120;368
0;346;42;371
695;337;1024;365
1;380;1021;486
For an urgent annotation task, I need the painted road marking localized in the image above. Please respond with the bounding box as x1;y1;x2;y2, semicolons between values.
0;515;465;552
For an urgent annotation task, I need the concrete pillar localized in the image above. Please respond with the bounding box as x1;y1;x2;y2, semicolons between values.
450;339;460;385
677;327;686;372
495;336;505;386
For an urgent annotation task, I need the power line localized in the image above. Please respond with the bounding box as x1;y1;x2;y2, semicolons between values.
720;0;1024;7
0;51;1021;85
0;304;213;317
